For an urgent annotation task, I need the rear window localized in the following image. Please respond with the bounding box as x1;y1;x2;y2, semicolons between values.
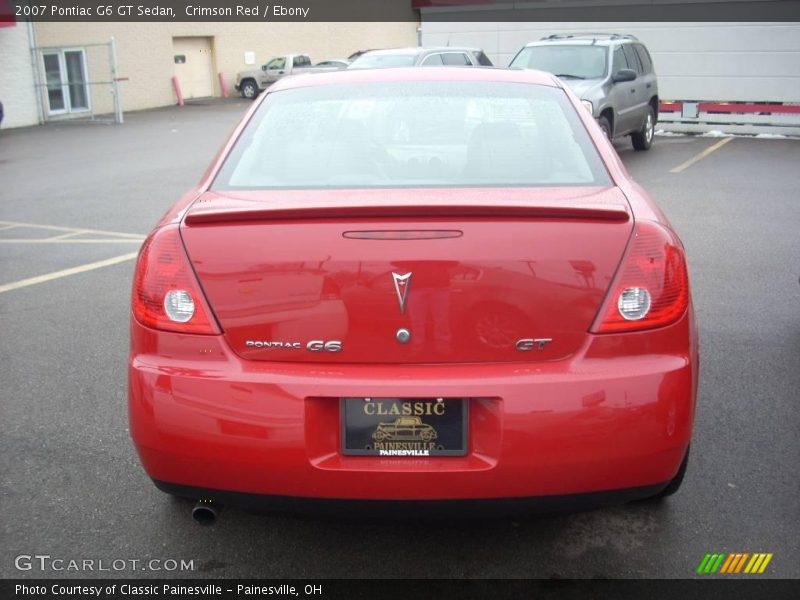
442;52;472;66
213;81;611;190
420;53;444;67
293;55;311;68
472;50;494;66
634;44;653;73
622;44;643;74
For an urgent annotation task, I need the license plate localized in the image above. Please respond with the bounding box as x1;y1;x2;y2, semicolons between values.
341;397;468;457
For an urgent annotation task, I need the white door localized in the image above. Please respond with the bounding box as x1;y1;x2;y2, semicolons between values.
42;49;90;115
173;37;215;99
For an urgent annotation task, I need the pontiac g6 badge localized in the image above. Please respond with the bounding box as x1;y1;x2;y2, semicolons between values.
245;341;301;349
392;272;412;314
306;340;342;352
245;340;342;352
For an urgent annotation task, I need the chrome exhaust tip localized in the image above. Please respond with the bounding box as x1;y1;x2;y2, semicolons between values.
192;500;221;525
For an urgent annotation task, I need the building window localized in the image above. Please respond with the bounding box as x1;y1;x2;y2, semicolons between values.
42;49;90;115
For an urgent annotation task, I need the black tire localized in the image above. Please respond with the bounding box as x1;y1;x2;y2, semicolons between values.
643;446;690;502
598;115;612;140
240;79;258;100
631;106;655;151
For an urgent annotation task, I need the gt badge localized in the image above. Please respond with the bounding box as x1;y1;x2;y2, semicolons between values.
516;338;553;351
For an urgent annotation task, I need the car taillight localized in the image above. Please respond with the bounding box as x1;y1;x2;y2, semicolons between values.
132;225;219;334
591;221;689;333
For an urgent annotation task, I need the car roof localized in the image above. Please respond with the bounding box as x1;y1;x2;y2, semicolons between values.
358;46;483;56
525;34;638;47
356;47;414;56
419;46;484;53
270;66;560;91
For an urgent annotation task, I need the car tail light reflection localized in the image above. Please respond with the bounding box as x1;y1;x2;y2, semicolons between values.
592;221;689;333
132;225;219;334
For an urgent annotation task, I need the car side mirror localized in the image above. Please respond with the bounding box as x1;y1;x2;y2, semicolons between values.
261;65;268;71
612;68;637;83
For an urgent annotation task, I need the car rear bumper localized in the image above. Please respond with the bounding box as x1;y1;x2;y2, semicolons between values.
153;479;669;517
129;310;697;504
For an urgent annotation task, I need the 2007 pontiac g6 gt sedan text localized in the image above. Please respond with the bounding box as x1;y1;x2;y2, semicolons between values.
129;67;697;518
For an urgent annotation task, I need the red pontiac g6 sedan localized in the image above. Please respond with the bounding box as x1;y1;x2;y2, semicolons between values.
129;67;697;519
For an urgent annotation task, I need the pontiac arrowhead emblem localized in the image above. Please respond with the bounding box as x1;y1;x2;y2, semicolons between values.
392;272;412;314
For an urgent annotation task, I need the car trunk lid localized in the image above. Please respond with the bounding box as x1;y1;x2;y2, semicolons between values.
181;187;632;364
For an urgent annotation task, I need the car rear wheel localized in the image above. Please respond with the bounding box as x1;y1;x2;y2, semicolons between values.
631;107;655;151
241;80;258;100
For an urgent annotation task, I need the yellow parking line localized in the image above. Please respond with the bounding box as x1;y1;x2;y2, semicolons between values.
0;220;144;239
0;252;139;294
0;238;144;244
670;137;734;173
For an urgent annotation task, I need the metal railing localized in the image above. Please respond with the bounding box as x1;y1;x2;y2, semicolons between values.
31;37;124;124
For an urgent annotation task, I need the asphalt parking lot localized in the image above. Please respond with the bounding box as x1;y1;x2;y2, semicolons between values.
1;99;799;579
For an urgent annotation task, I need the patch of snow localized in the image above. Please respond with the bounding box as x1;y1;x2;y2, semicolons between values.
700;130;731;138
655;130;686;137
754;133;788;139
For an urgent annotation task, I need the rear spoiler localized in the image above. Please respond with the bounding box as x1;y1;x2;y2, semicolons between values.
184;203;630;225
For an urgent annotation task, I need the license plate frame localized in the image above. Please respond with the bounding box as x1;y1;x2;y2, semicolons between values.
340;397;468;457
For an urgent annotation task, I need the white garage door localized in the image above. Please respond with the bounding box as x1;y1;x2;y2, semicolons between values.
173;37;215;100
421;22;800;103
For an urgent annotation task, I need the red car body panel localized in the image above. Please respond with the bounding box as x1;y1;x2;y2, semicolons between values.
129;67;698;507
181;187;632;365
130;309;696;499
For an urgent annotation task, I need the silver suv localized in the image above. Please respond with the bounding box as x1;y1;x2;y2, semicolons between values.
510;34;658;150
